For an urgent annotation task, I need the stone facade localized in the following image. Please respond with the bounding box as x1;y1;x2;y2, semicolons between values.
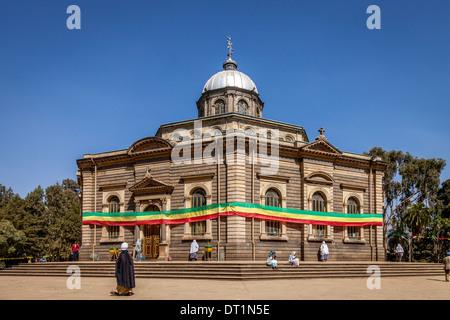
76;56;386;262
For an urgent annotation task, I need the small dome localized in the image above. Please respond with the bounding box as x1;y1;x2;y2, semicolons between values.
203;59;258;94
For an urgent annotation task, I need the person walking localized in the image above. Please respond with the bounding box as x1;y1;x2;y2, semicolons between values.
189;240;199;261
72;241;80;261
444;252;450;282
395;243;404;262
111;242;135;296
320;241;329;262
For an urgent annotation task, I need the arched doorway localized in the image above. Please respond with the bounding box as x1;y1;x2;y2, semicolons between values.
143;205;160;259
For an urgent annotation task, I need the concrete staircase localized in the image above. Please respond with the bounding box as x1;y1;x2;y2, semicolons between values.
0;261;444;280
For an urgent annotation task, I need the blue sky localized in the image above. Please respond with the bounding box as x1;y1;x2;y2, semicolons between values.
0;0;449;197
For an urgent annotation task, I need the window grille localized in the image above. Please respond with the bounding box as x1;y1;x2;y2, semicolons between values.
107;196;120;239
237;100;248;114
266;189;281;208
190;189;207;236
347;197;360;239
312;192;327;238
214;100;225;115
265;189;281;236
266;220;281;236
108;226;120;239
109;196;120;213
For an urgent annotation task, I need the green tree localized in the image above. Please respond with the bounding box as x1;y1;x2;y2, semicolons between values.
0;220;26;257
365;149;445;227
437;179;450;218
404;202;432;237
0;184;15;208
403;202;432;262
426;215;450;262
22;186;48;258
45;179;81;260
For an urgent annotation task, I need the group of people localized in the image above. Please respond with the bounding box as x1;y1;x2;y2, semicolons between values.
266;241;330;270
83;238;450;297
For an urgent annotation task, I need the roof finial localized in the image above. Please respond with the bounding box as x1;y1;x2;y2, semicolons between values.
226;36;233;60
315;127;327;141
223;36;237;70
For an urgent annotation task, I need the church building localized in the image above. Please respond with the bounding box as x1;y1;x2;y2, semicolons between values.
76;40;386;262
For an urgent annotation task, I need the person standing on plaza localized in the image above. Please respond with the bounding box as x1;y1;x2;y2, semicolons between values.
71;241;80;261
444;252;450;282
320;241;329;262
395;243;404;262
111;242;135;296
135;238;141;262
189;239;199;261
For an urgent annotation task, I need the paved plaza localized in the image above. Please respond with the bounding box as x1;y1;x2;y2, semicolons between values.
1;274;449;300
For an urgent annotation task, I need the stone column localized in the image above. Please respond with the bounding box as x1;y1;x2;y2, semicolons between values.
225;133;247;260
158;198;169;260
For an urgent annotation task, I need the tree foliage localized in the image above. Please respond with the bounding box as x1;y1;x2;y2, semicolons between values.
0;179;81;261
365;147;449;262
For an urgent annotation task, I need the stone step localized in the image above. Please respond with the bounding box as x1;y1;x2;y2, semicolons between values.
0;261;443;280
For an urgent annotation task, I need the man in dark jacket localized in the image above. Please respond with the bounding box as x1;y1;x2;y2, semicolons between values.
111;242;135;296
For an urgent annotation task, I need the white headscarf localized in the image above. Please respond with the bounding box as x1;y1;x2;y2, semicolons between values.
135;238;141;252
121;242;128;251
190;240;199;254
289;251;296;262
320;241;329;254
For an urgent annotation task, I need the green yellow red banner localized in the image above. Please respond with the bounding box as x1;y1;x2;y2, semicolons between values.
82;202;383;227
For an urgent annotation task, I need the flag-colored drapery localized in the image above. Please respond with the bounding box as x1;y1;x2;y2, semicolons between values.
82;202;383;227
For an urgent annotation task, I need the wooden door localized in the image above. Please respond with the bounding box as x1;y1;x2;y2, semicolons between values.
144;225;160;258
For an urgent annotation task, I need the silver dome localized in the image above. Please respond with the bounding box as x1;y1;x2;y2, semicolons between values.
203;59;258;94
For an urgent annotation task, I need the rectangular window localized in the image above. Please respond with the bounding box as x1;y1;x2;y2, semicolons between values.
108;226;120;239
191;221;206;236
266;220;281;236
348;226;360;239
314;225;327;238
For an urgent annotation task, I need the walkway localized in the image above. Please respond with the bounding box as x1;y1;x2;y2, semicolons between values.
1;274;448;300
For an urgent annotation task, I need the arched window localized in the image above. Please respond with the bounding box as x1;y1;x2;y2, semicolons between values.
312;192;327;238
347;197;360;239
213;100;225;115
347;197;359;214
191;189;206;208
144;205;160;212
266;189;281;207
265;188;281;236
108;196;120;213
190;189;206;235
312;192;326;212
108;196;120;239
236;100;248;115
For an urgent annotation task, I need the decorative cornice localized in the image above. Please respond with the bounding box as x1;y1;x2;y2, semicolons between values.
257;173;290;183
340;183;367;192
181;173;215;181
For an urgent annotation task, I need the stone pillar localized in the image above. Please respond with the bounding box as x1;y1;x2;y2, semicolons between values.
225;133;247;259
158;198;169;260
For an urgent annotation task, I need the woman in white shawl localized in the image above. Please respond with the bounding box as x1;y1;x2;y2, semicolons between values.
189;240;199;261
135;238;141;262
266;250;278;269
289;251;299;266
395;243;404;262
320;241;329;262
